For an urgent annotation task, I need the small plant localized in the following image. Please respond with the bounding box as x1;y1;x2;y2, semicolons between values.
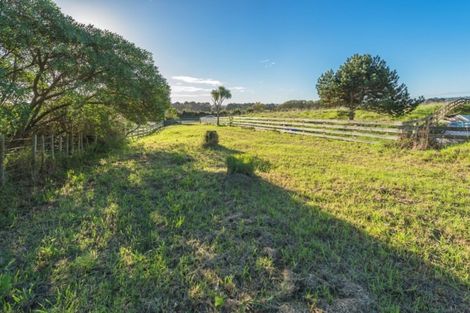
226;154;255;176
203;130;219;147
214;294;225;309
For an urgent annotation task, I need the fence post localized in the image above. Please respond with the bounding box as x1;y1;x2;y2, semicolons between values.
51;134;55;160
0;134;5;186
32;134;37;181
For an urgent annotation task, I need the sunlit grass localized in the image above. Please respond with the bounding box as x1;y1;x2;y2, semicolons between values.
0;125;469;312
245;102;470;121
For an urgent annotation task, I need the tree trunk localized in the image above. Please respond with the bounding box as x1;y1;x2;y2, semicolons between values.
348;93;355;120
348;108;355;120
216;104;220;126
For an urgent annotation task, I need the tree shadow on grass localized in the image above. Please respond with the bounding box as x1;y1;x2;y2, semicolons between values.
0;148;468;312
205;144;243;156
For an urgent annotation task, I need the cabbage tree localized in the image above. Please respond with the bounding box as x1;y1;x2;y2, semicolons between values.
211;86;231;126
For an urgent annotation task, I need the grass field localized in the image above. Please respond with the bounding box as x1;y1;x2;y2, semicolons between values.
1;125;469;312
246;102;470;121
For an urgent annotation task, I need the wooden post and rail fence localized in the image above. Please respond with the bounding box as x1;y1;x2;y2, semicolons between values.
126;121;164;138
212;98;470;147
0;131;93;187
0;121;164;187
2;99;469;187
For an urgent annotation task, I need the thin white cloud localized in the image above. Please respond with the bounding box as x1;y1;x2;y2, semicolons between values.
172;94;210;98
172;76;222;86
171;85;212;93
260;59;276;68
230;86;246;92
171;76;246;102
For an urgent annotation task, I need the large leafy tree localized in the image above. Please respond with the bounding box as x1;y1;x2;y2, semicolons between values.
211;86;232;126
316;54;423;120
0;0;170;138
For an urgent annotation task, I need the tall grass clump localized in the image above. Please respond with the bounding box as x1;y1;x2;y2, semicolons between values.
226;154;255;176
203;130;219;147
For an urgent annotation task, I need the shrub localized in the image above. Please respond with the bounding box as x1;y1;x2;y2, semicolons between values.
203;130;219;147
226;155;255;176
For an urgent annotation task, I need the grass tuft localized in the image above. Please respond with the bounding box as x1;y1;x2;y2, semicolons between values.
202;130;219;148
226;154;256;176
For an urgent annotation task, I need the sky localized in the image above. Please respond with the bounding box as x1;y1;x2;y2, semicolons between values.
54;0;470;104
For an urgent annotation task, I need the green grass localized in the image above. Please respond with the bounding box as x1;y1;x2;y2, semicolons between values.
245;102;470;122
1;125;469;312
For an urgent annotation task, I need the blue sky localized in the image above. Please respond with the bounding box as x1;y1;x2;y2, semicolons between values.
55;0;470;103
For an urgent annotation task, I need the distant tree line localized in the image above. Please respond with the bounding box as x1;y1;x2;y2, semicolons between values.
276;100;321;111
424;97;467;103
226;102;277;111
171;100;320;117
172;102;212;112
0;0;170;140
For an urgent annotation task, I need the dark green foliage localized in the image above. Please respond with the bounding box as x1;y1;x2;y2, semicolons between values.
172;101;212;112
171;102;278;116
277;100;322;111
0;273;12;298
316;54;423;120
0;0;170;138
226;102;277;112
226;154;255;176
249;102;268;112
203;130;219;147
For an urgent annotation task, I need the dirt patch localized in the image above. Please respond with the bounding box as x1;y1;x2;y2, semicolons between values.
326;279;372;313
279;302;311;313
278;269;298;299
262;247;279;262
277;269;373;313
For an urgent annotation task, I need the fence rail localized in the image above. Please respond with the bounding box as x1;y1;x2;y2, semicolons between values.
0;131;98;187
127;121;164;138
412;98;470;148
0;121;165;187
219;116;470;145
